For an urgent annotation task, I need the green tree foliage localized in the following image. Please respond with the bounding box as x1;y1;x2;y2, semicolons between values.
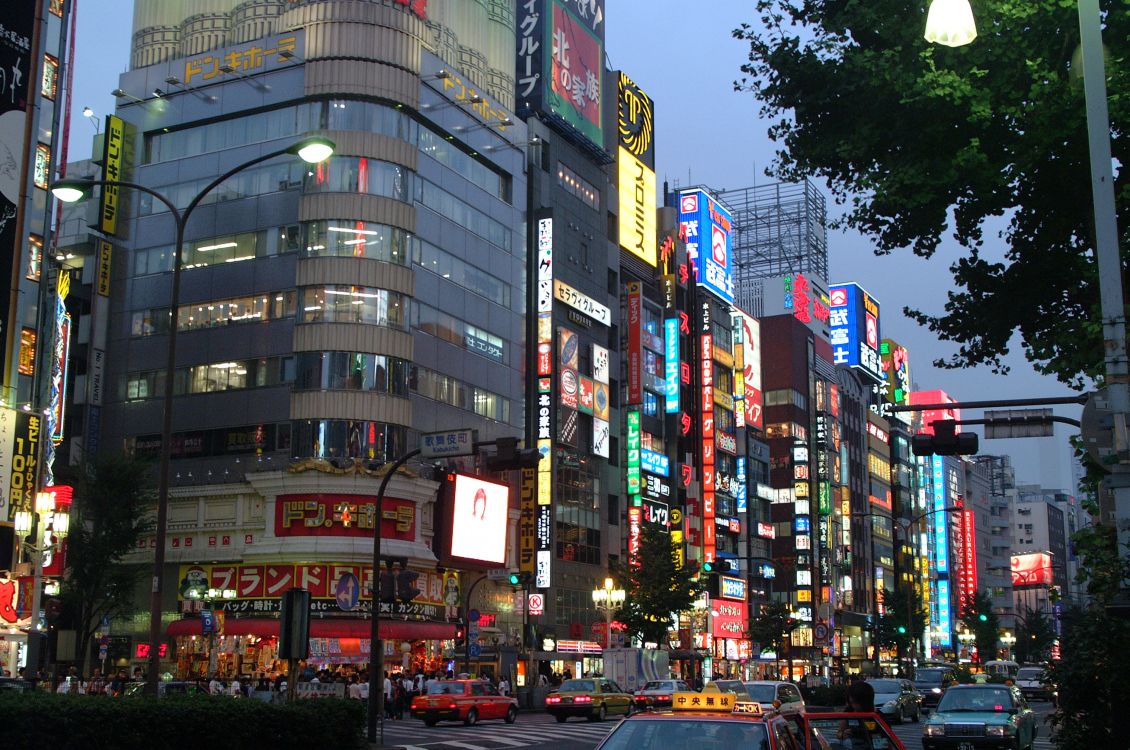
959;591;1000;664
874;584;927;662
733;1;1129;386
748;600;797;658
56;455;154;674
1013;607;1056;665
614;523;703;646
1045;485;1130;750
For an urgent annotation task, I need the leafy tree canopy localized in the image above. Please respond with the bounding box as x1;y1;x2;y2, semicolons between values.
749;600;797;656
614;523;703;646
959;590;1001;663
734;1;1129;386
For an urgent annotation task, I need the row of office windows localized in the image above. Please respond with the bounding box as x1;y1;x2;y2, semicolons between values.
412;301;506;364
146;99;508;202
130;291;298;336
124;356;509;422
131;225;301;275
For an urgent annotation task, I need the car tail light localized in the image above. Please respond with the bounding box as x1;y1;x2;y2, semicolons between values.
574;695;592;703
657;694;670;701
546;695;561;704
446;702;457;710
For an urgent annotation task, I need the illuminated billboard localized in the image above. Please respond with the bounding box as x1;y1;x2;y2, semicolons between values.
446;474;510;566
1011;552;1054;588
880;339;911;407
516;0;605;154
930;455;952;647
734;310;763;430
616;72;656;266
911;389;960;436
678;190;734;303
828;283;882;382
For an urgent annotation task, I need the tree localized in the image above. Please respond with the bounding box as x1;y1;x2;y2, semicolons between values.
959;591;1000;664
733;2;1129;386
614;523;703;646
1013;607;1055;665
875;584;927;665
57;454;154;674
748;600;797;677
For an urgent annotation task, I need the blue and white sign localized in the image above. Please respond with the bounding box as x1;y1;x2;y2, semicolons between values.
420;428;478;459
335;572;360;612
936;579;952;647
931;455;953;647
757;563;776;579
678;189;734;303
735;457;748;513
719;575;747;602
200;609;216;636
640;449;669;477
664;318;680;413
795;516;811;534
828;283;882;382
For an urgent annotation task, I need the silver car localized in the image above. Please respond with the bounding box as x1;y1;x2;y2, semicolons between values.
866;677;921;723
741;680;806;713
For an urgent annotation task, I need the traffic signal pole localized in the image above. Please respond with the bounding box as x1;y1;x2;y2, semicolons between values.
367;448;420;747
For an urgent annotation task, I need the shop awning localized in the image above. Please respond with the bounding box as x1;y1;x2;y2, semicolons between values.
166;618;457;641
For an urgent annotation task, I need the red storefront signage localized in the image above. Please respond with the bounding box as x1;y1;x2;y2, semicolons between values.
957;508;978;614
711;599;747;639
274;494;415;540
627;282;643;404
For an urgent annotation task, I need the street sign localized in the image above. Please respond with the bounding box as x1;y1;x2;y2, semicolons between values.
469;643;482;657
814;623;829;644
420;429;478;459
984;409;1055;439
486;568;513;582
468;609;481;623
528;593;545;616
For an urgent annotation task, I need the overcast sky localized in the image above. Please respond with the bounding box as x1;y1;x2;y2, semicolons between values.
66;1;1084;491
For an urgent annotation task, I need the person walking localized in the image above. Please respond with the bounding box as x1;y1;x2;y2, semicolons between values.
209;673;225;695
87;668;107;697
498;675;510;697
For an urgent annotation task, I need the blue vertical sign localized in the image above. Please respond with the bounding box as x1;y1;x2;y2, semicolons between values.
931;455;952;647
664;318;679;413
735;457;747;514
677;189;734;303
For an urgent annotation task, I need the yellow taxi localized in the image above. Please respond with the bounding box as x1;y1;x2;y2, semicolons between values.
593;685;908;750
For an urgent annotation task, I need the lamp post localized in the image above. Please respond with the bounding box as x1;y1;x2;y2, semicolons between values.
957;627;975;662
925;0;1130;566
591;577;625;650
183;586;237;678
999;630;1016;661
14;489;70;679
50;135;335;696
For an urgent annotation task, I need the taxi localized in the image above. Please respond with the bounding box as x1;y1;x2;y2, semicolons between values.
593;685;908;750
409;679;518;726
544;677;634;722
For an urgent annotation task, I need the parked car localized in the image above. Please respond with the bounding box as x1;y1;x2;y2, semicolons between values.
633;679;693;710
545;677;633;722
409;679;518;726
866;678;921;723
741;680;806;713
922;684;1038;750
913;666;957;709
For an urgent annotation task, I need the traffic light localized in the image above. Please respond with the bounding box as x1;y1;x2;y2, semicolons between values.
508;572;532;586
978;613;988;622
454;624;466;647
897;625;907;635
395;566;421;604
911;419;979;456
486;437;544;470
378;563;396;604
701;561;715;574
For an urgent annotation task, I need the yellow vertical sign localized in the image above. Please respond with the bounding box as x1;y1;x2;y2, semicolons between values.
99;115;125;236
97;240;112;296
519;468;536;575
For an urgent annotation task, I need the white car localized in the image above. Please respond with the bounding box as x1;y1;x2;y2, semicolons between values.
741;680;806;713
1015;665;1054;701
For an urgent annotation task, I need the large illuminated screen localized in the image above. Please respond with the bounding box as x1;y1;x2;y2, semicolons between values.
448;474;509;565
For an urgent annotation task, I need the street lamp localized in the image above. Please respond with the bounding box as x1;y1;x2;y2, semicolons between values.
957;627;975;661
925;0;1130;567
183;586;237;677
999;630;1016;660
15;489;70;677
50;135;335;696
592;577;626;649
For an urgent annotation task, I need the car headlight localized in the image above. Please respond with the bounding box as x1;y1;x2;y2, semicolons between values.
923;724;945;736
931;687;942;694
986;725;1014;737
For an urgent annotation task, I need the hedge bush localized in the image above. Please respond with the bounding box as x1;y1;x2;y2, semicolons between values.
0;692;364;750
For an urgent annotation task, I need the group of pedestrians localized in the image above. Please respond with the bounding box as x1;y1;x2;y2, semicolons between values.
47;666;135;696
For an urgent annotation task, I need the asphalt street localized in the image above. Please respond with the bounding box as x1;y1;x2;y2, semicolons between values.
374;700;1060;750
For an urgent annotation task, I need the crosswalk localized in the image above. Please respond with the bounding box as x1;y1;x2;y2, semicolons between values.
377;715;618;750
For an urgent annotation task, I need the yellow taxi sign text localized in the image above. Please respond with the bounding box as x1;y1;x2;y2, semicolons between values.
672;690;735;712
732;701;763;715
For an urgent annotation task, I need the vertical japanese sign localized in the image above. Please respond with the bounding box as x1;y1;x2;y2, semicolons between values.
0;407;16;520
664;318;679;413
8;411;40;520
0;2;35;378
547;0;604;150
627;282;642;403
534;216;554;588
956;504;978;616
516;0;547;111
99;115;125;236
626;410;641;496
930;455;952;647
519;468;536;576
617;71;656;266
698;301;715;563
678;190;734;304
828;283;882;381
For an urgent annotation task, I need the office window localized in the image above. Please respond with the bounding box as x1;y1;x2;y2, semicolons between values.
298;286;406;328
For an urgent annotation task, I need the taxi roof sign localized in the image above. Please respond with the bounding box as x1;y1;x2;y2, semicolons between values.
672;690;736;712
731;701;763;715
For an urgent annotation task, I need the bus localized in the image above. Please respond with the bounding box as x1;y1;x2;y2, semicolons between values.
984;660;1019;679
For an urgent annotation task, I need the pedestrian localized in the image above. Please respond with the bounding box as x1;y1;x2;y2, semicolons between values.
838;680;876;750
209;673;225;695
256;673;270;692
383;671;395;719
56;666;85;694
108;669;129;697
228;676;242;697
498;675;510;696
87;668;107;697
425;671;439;693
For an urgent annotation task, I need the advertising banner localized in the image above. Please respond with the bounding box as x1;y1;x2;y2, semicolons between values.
519;468;537;575
448;475;509;566
1010;552;1053;588
547;0;604;150
627;282;642;403
678;190;734;303
275;494;416;540
7;411;40;520
828;283;882;382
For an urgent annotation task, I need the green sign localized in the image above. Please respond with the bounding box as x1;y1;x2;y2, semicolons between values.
626;410;640;495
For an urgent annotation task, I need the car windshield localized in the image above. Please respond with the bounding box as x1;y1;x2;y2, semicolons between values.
915;670;945;683
867;679;901;694
560;679;595;692
1017;668;1044;680
743;684;777;702
598;717;769;750
427;682;464;695
641;681;675;691
938;688;1014;712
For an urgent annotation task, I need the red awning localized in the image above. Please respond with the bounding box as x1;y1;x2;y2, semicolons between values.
166;618;457;641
